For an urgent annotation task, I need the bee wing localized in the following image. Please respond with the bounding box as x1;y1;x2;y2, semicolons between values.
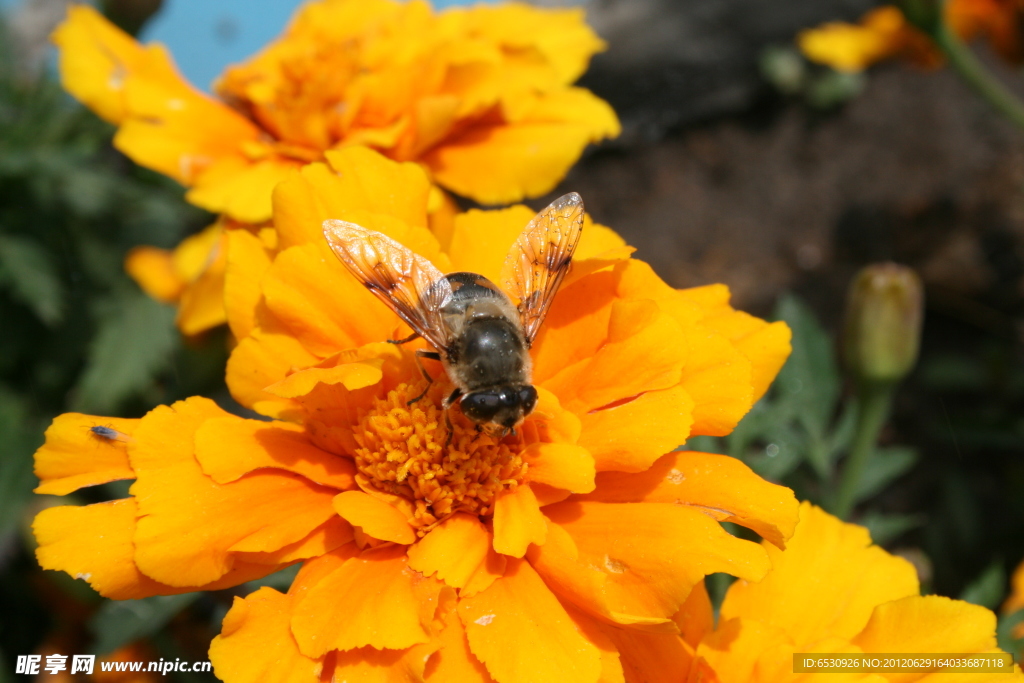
323;220;454;351
500;192;584;345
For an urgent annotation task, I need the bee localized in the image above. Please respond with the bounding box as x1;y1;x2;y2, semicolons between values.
323;192;584;437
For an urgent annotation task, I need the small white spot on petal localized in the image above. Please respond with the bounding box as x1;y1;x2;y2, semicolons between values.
167;98;185;110
474;614;495;626
667;469;685;484
604;555;628;574
75;573;92;581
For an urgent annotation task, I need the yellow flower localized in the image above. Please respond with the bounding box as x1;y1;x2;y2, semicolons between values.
53;1;619;222
33;148;798;683
617;502;1024;683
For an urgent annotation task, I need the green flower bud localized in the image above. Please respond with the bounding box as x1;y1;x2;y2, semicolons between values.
843;263;924;385
900;0;943;34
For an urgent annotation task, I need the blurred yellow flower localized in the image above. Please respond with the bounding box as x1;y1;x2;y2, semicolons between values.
53;1;619;222
33;148;798;683
799;0;1024;72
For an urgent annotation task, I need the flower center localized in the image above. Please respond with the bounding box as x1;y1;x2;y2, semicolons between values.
353;382;527;534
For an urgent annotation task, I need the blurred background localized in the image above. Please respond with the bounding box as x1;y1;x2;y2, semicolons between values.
1;0;1022;679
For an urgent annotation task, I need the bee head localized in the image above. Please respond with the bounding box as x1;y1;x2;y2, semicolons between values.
460;385;538;433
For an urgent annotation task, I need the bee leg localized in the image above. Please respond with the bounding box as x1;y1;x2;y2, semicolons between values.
408;349;442;405
388;331;420;345
444;410;454;448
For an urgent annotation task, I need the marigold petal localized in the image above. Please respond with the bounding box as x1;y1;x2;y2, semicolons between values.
492;484;547;558
186;158;296;223
272;148;432;250
210;587;323;683
291;544;443;656
175;246;227;335
531;501;771;627
34;413;137;495
224;229;274;341
447;205;535;283
52;5;148;124
130;398;339;586
580;452;799;549
459;558;602;683
195;416;354;489
677;324;754;438
33;499;281;599
577;387;695;473
330;643;441;683
720;502;919;647
407;513;505;596
333;490;416;545
235;517;355;565
595;624;693;683
425;605;495;683
542;299;688;414
562;603;626;683
125;246;183;304
523;443;595;494
700;312;792;404
264;361;385;399
851;594;996;654
227;326;319;417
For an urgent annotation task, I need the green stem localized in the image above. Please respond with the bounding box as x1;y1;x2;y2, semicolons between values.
832;382;895;520
930;17;1024;131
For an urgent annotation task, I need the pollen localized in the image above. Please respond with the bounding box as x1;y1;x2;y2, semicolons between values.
352;382;527;534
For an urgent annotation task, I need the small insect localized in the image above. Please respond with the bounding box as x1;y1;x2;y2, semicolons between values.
323;192;584;437
89;425;133;443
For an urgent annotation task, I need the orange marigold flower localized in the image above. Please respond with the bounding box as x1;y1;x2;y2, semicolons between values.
798;0;1024;73
33;147;797;683
53;1;619;222
626;502;1024;683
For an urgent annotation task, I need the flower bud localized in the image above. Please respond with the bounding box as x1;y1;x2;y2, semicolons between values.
843;263;924;385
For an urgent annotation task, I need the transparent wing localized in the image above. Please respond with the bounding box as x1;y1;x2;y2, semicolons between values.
323;220;454;351
499;192;584;345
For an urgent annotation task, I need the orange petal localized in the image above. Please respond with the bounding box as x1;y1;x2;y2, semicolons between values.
522;443;595;494
52;5;148;124
260;243;398;357
674;579;714;649
175;242;227;335
210;587;324;683
194;415;355;489
235;517;355;565
264;359;385;399
852;594;996;654
492;484;547;558
426;604;495;682
595;623;693;683
330;643;441;683
562;603;626;683
186;158;297;224
332;490;416;545
226;325;318;417
702;312;792;404
542;299;688;414
34;413;137;495
125;246;183;303
580;451;799;549
720;502;919;646
677;322;754;438
446;205;536;283
291;544;444;656
224;228;274;341
33;499;281;599
530;501;771;628
577;386;695;473
129;398;339;586
272;148;432;250
407;513;505;596
459;558;602;683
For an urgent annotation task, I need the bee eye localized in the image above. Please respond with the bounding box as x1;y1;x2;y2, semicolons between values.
518;386;538;414
461;391;502;421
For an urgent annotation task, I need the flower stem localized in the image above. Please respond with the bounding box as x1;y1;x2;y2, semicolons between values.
931;18;1024;131
833;382;895;520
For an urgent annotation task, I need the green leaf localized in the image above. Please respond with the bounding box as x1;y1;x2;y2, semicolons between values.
244;564;301;593
773;294;841;477
682;435;722;453
960;562;1006;610
859;511;926;545
89;594;199;655
72;290;178;413
997;610;1024;662
0;235;64;325
0;386;41;540
855;446;918;503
